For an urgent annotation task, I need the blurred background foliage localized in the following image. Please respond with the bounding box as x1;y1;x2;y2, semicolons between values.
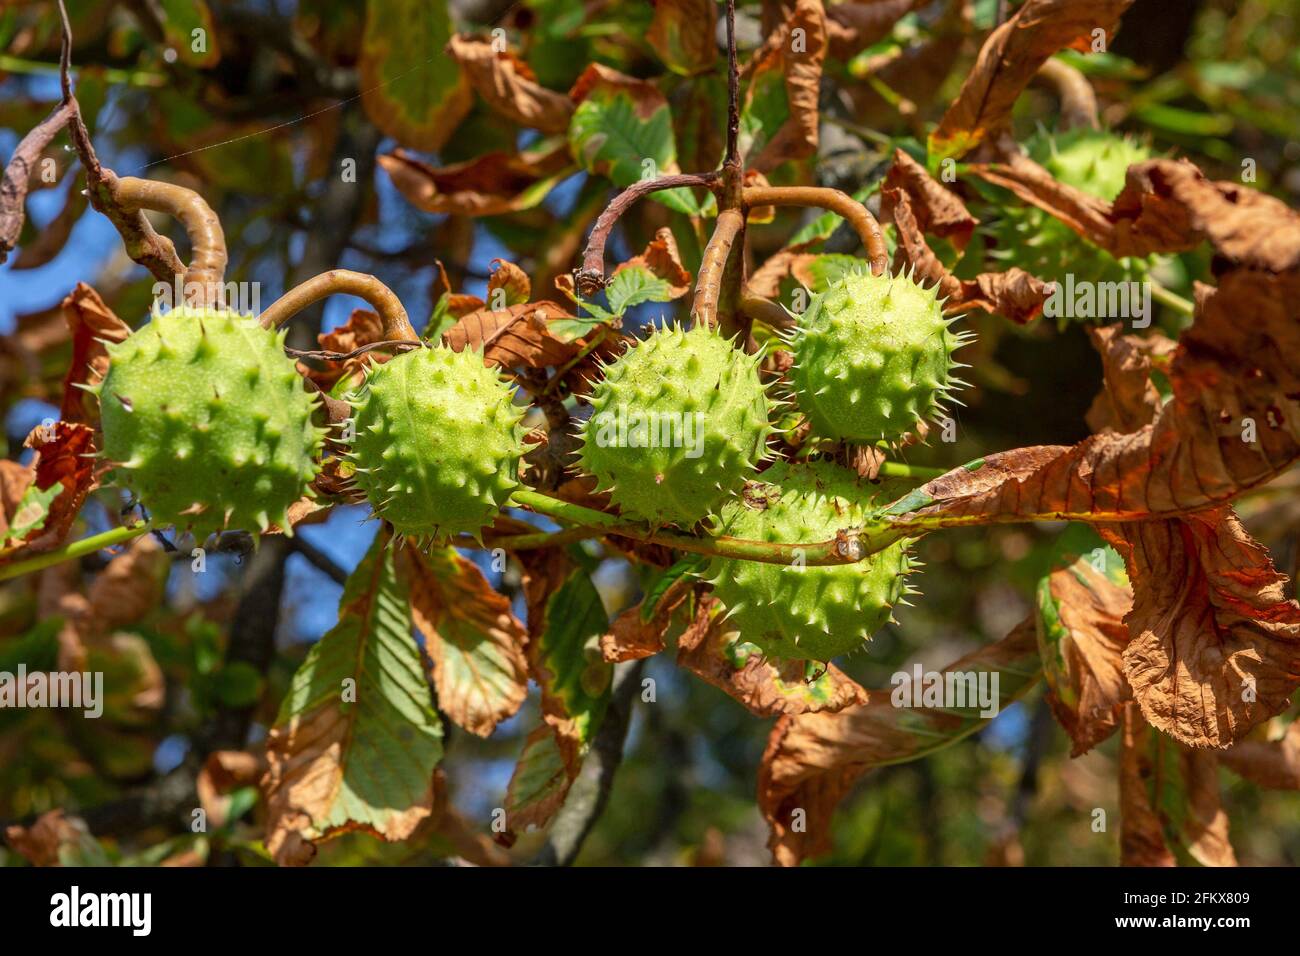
0;0;1298;866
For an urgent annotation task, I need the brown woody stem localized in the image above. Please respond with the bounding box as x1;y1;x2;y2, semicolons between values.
259;269;416;341
43;0;185;284
691;207;746;331
743;185;889;276
1035;58;1099;131
111;174;228;306
575;172;719;296
724;0;740;168
740;291;795;333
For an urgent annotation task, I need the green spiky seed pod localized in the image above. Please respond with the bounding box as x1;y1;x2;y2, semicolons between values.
97;307;324;536
705;460;913;662
790;267;965;444
986;128;1154;294
577;324;772;528
350;344;525;541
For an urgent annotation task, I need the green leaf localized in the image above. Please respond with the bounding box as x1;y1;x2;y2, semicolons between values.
263;532;442;858
534;569;613;748
2;483;58;547
568;92;698;214
606;265;675;314
739;61;789;163
359;0;470;150
640;556;704;623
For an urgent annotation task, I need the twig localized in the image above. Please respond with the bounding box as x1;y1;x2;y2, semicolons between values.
743;185;889;275
0;101;74;263
285;339;425;362
0;523;151;582
290;534;349;586
574;173;719;296
691;208;745;330
740;290;795;332
724;0;740;169
53;0;188;284
1035;58;1099;131
1149;279;1195;317
110;174;228;305
533;659;645;866
259;269;417;341
510;488;903;566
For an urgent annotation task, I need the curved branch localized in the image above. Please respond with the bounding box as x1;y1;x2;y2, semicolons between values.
575;173;719;296
743;185;889;276
691;207;745;330
259;269;416;341
740;290;795;333
111;174;228;304
1034;58;1099;131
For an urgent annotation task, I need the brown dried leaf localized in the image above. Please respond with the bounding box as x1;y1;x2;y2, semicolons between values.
447;35;574;133
600;575;690;663
1119;703;1237;866
885;184;1049;323
298;308;388;391
59;282;130;425
568;63;668;119
930;0;1135;160
87;533;169;630
678;598;868;717
197;750;266;829
379;140;571;218
487;258;531;307
1037;556;1132;756
1085;325;1176;435
0;101;72;264
613;226;692;299
1099;512;1300;749
0;421;98;560
3;809;95;867
442;301;581;369
889;273;1300;525
969;157;1300;269
744;0;827;172
882;148;979;252
759;618;1041;865
1221;721;1300;790
396;546;528;738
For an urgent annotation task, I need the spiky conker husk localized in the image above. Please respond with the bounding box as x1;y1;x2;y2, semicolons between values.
790;268;963;443
705;460;913;662
988;129;1154;292
577;324;772;528
350;344;525;541
97;307;324;536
